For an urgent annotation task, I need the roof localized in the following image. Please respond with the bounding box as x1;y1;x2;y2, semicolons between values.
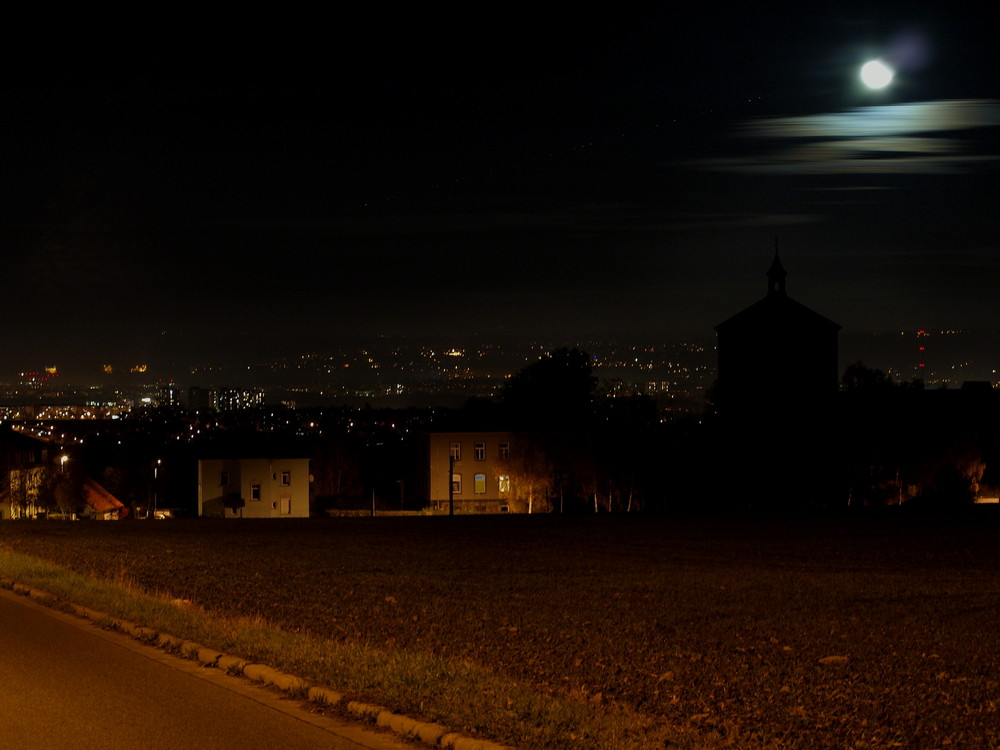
193;434;312;460
82;477;126;514
715;291;840;335
716;252;840;334
0;427;49;452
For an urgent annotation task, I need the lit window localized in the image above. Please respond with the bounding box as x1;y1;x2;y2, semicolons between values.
280;471;291;485
498;475;510;494
474;442;485;460
474;473;486;494
451;473;462;494
499;442;510;460
251;484;261;501
449;442;461;461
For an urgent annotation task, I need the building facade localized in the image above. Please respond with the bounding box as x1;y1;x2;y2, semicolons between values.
0;429;50;520
426;432;514;513
198;457;310;518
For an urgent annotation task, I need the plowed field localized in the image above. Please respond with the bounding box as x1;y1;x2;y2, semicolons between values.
3;511;999;748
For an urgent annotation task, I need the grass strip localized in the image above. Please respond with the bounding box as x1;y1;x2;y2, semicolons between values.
0;545;690;750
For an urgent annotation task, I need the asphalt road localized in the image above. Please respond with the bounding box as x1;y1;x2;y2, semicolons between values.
0;588;412;750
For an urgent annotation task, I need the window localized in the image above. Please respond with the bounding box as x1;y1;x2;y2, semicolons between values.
449;442;461;461
498;474;510;494
280;470;291;486
250;484;261;501
474;442;486;461
279;495;291;515
474;473;486;494
451;473;462;494
220;471;230;487
499;442;510;460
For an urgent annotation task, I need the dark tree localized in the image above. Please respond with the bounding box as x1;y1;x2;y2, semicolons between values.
502;348;597;431
101;464;151;514
842;361;923;392
37;455;86;518
311;434;364;511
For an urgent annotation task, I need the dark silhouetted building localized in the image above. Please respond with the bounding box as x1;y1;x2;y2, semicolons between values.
715;253;840;420
714;253;841;507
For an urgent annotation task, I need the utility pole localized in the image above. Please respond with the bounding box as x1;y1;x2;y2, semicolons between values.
448;453;455;517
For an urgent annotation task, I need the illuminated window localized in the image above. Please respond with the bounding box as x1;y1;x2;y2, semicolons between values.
451;473;462;493
498;475;510;494
474;473;486;493
499;442;510;460
474;442;485;461
251;484;261;501
280;471;291;485
449;442;461;461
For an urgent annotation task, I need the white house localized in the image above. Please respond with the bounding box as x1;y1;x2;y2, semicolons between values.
198;457;310;518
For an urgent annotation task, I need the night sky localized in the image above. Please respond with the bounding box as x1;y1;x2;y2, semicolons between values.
2;5;998;375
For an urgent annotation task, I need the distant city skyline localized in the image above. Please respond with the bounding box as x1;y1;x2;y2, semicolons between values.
1;329;996;417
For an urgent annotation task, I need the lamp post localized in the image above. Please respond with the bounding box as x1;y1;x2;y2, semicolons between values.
153;459;161;518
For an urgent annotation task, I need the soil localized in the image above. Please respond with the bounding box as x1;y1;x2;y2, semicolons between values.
2;510;999;749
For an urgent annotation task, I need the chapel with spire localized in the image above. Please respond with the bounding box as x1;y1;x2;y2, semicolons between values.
714;250;841;421
712;250;842;507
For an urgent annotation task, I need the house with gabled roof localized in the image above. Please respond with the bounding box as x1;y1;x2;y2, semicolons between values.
82;477;127;520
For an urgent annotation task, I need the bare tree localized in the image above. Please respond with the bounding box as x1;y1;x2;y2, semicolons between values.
504;436;552;514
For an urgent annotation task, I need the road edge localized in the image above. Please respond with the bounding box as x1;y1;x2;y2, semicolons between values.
1;578;515;750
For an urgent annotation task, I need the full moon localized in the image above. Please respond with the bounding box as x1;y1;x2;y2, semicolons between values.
860;59;894;89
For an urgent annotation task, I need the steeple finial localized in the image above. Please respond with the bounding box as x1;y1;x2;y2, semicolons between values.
767;243;786;297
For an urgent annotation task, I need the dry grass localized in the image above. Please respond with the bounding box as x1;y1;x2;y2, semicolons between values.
2;511;999;749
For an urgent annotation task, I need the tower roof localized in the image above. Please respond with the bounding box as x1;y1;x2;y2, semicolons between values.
715;254;839;335
767;251;787;296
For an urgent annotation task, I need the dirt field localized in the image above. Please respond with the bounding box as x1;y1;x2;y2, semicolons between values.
2;511;999;749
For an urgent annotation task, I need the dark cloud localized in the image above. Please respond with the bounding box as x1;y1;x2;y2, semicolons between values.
1;7;998;376
696;100;1000;175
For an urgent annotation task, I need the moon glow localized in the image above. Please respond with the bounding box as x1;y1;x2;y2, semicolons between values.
861;60;894;89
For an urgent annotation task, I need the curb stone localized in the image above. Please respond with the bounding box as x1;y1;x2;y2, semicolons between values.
217;654;248;674
0;581;517;750
197;647;223;667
